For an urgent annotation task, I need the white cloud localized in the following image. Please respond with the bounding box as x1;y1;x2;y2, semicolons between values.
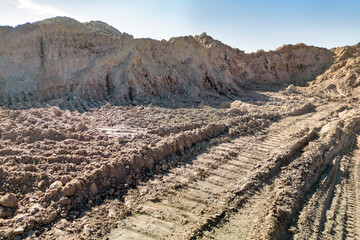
16;0;65;15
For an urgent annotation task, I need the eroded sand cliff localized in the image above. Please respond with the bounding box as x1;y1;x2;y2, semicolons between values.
0;17;335;109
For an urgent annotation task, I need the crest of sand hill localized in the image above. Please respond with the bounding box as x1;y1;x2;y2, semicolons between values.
0;17;358;108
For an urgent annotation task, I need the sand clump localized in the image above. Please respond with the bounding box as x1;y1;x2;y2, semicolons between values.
0;194;17;208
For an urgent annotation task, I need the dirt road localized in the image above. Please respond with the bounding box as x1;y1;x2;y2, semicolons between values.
1;93;359;240
102;100;360;240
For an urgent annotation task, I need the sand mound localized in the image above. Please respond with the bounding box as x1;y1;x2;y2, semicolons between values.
0;18;334;109
307;43;360;97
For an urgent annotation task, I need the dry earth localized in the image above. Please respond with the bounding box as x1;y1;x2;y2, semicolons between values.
0;17;360;240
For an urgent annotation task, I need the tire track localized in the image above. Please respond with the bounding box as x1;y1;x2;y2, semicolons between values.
321;135;360;240
105;118;311;239
202;111;360;240
199;184;274;240
290;157;340;239
289;134;360;240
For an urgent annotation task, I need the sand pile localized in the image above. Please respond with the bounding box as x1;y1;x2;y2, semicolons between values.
0;17;334;109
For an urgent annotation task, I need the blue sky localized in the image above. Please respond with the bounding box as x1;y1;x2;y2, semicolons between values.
0;0;359;52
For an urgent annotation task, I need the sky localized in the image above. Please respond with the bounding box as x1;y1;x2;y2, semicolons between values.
0;0;359;53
